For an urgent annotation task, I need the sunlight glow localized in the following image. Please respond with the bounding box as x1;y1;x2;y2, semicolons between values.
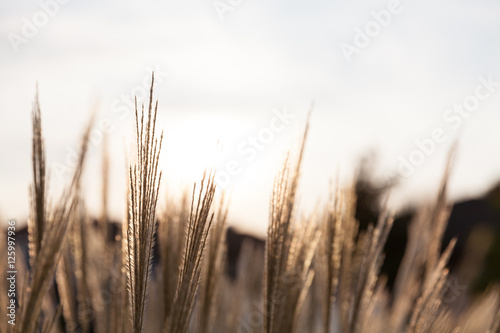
160;115;242;187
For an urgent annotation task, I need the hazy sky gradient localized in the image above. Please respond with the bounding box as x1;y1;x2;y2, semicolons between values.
1;0;500;235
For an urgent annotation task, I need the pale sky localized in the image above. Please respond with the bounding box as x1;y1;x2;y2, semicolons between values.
1;0;500;236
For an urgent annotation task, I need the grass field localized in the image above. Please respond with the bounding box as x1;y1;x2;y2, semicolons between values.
1;77;499;333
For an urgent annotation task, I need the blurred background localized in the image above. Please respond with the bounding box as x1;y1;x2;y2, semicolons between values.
1;0;500;286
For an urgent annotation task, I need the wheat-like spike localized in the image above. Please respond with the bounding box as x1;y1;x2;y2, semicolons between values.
17;100;94;333
350;208;394;333
425;145;455;279
264;110;314;333
126;73;163;333
166;170;217;333
28;89;46;271
408;239;457;332
197;194;229;333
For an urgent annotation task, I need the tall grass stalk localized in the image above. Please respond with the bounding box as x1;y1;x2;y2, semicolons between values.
166;170;216;333
264;116;319;333
17;92;94;333
125;74;163;333
197;194;229;333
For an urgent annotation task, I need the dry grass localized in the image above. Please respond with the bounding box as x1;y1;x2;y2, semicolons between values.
196;194;229;333
126;74;163;333
166;170;217;333
4;83;500;333
158;191;189;327
16;92;94;333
